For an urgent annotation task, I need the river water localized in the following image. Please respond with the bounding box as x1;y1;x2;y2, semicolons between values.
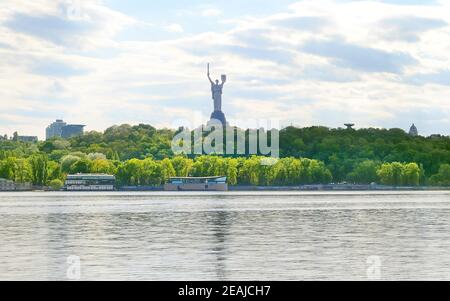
0;191;450;281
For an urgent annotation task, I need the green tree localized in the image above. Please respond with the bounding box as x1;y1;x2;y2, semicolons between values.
0;157;16;180
160;158;176;183
61;155;81;174
49;179;64;190
28;154;49;186
430;164;450;186
91;159;116;174
70;158;92;174
171;156;193;177
403;163;420;186
14;158;30;183
348;160;380;184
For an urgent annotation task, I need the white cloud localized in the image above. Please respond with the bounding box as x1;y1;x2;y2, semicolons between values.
165;23;184;33
201;8;222;17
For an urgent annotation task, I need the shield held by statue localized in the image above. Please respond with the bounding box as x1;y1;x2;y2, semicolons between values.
221;74;227;82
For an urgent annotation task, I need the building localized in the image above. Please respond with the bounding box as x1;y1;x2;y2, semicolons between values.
65;174;116;191
344;123;355;130
17;136;38;143
0;178;15;191
409;124;418;137
0;179;32;191
164;176;228;191
46;119;67;140
61;124;85;139
46;120;85;140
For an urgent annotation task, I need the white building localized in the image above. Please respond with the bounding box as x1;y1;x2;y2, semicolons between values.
65;174;116;191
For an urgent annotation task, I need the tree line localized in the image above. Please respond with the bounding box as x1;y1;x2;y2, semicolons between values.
1;124;449;187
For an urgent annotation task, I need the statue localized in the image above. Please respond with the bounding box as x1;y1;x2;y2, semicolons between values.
207;63;226;112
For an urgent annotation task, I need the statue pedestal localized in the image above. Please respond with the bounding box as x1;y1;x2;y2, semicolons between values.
209;110;227;126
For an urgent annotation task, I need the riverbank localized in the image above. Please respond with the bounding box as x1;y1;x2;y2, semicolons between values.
229;184;450;191
119;184;450;191
1;184;449;193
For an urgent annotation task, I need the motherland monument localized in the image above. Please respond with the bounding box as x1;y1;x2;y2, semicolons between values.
207;63;227;126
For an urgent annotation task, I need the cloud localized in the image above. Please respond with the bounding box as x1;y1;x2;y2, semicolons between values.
166;23;184;33
1;0;450;138
379;16;447;42
300;64;360;82
302;39;417;73
0;42;13;49
376;0;438;5
2;1;135;49
223;45;294;65
272;16;329;31
4;13;95;45
407;70;450;86
201;8;222;17
30;60;90;77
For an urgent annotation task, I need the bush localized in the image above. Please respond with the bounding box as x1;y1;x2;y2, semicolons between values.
49;179;64;190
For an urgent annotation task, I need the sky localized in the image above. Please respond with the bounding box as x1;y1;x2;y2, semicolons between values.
0;0;449;139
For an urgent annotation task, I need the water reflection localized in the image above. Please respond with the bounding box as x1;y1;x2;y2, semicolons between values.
208;209;233;280
1;191;450;280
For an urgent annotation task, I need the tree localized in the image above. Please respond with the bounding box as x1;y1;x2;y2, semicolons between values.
70;158;92;174
160;158;176;183
226;158;238;185
87;153;107;161
403;163;420;186
91;159;115;174
348;160;380;184
28;154;49;186
47;161;62;181
309;159;333;184
49;179;64;190
430;164;450;186
377;162;404;186
116;159;142;186
171;156;193;177
0;157;16;180
237;156;262;186
61;155;81;174
14;158;30;183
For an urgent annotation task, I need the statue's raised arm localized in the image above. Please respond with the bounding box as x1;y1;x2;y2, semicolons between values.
207;63;213;84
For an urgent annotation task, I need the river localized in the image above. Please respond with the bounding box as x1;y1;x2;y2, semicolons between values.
1;191;450;280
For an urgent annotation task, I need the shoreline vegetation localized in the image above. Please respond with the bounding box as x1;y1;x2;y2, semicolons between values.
1;124;449;191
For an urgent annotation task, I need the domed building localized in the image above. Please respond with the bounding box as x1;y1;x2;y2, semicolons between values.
409;124;418;137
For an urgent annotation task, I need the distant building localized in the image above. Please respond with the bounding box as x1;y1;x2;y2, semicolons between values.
17;136;38;143
0;178;32;191
65;174;116;191
46;119;67;140
344;123;355;130
0;178;15;191
409;124;418;137
61;124;85;139
164;176;228;191
46;120;85;140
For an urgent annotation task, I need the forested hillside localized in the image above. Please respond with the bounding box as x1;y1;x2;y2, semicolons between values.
1;124;449;187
